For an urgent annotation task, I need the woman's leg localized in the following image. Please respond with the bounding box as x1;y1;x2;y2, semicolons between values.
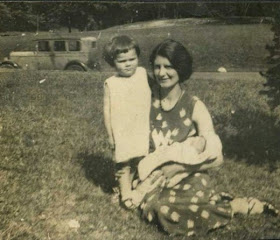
230;197;279;217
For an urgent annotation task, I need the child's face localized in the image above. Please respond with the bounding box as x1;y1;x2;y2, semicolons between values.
114;48;138;77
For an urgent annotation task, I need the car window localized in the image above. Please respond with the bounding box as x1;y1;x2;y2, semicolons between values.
38;41;50;51
54;41;66;51
92;41;96;48
69;40;81;51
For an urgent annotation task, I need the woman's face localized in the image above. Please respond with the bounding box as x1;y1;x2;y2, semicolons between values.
153;55;179;89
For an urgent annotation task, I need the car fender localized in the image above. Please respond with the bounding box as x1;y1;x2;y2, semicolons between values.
0;60;21;68
64;60;88;71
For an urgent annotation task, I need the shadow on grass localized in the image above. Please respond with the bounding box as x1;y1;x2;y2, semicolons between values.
78;152;117;194
215;108;280;171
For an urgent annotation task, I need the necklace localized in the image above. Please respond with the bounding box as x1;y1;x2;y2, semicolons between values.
159;88;184;111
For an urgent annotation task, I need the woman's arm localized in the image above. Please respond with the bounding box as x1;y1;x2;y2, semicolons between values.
191;99;223;170
103;83;114;149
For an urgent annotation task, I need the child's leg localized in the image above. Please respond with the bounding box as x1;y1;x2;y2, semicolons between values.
116;165;133;202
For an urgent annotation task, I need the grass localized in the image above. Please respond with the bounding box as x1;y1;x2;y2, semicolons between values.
0;18;274;72
0;70;279;240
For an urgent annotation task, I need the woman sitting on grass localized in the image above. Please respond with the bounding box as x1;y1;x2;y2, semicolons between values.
123;39;279;237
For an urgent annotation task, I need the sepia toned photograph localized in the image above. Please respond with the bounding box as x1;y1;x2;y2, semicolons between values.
0;2;280;239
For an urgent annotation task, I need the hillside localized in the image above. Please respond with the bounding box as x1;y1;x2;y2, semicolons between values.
0;18;274;72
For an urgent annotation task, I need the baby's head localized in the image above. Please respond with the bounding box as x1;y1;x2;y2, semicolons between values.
103;35;140;77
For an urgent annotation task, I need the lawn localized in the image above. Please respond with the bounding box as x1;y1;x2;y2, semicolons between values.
0;70;279;240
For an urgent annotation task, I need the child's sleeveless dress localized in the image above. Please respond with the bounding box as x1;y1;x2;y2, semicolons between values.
104;67;151;163
139;89;232;236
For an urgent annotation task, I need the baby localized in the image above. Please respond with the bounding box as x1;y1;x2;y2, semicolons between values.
123;136;208;208
138;135;207;185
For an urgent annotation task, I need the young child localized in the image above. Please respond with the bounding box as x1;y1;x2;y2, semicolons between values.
103;35;151;205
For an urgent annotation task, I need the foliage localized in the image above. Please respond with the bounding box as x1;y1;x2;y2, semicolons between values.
0;2;278;32
261;4;280;109
0;3;37;32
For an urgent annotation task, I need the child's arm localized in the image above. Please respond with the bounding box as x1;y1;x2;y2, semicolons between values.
103;83;114;149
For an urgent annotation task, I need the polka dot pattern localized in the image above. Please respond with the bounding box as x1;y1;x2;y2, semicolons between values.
170;190;176;196
201;210;210;219
156;113;162;120
162;121;168;128
153;99;160;109
142;93;232;236
188;128;196;137
210;195;219;202
160;205;169;214
180;108;186;118
171;212;180;222
210;200;216;205
191;196;199;203
189;205;199;212
171;128;179;137
196;191;204;198
183;184;191;190
187;220;194;229
183;118;192;126
169;196;176;203
201;178;207;186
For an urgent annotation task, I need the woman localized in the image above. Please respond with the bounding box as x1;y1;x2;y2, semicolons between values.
123;39;278;237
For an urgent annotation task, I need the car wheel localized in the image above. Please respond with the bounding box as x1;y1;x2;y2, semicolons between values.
0;63;16;69
65;64;85;71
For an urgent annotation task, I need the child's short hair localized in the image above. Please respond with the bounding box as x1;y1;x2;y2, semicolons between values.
103;35;140;67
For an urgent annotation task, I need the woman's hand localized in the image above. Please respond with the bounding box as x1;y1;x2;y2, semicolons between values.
196;133;223;170
192;99;224;170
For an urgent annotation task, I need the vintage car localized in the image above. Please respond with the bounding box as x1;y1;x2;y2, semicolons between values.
0;36;100;71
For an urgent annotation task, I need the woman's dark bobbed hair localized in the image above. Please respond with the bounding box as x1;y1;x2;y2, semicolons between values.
103;35;140;67
150;39;193;82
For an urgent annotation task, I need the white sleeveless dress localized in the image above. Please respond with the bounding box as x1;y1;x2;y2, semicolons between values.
104;67;151;163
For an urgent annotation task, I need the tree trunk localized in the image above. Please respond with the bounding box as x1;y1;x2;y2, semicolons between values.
36;14;39;33
68;15;71;33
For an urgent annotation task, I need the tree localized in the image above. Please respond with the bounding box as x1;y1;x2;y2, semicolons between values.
0;3;13;31
261;4;280;109
0;3;37;31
